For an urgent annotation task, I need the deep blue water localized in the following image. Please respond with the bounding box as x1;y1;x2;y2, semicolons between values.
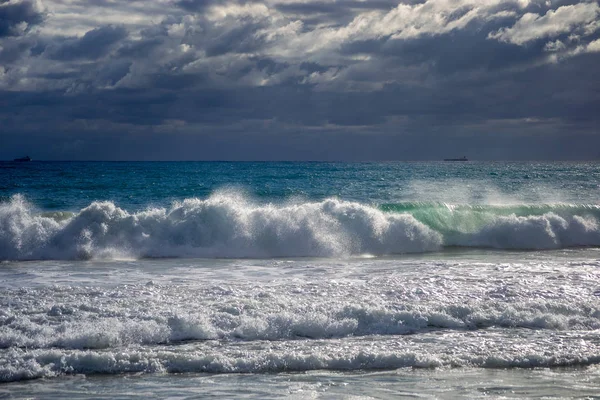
2;161;599;211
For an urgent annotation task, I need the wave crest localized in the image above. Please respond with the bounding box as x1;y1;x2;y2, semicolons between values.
0;194;441;260
3;194;600;260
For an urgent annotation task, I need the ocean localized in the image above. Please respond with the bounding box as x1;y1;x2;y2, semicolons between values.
1;161;600;398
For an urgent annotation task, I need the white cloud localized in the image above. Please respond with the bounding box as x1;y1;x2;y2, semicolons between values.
281;0;512;54
544;39;566;51
205;3;272;21
489;2;600;45
587;38;600;52
39;0;173;37
200;0;528;64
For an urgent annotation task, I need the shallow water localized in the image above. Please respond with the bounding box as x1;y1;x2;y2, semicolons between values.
2;367;600;399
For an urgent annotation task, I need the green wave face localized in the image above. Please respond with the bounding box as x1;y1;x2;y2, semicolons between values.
40;211;77;222
380;202;600;234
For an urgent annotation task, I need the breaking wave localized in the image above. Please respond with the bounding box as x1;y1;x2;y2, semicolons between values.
2;300;598;350
3;327;600;382
1;193;600;260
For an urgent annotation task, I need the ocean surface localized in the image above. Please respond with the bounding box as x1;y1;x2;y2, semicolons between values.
1;161;600;398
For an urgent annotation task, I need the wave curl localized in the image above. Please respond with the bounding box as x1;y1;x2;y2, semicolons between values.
2;194;600;260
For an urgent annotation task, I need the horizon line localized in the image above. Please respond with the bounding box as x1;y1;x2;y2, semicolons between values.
2;159;600;163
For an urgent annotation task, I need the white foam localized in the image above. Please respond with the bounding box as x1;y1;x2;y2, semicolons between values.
3;194;600;261
0;194;441;260
2;333;600;382
450;212;600;249
2;250;600;383
1;292;598;350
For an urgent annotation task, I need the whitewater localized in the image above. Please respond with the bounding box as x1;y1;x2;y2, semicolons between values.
1;161;600;398
3;193;600;260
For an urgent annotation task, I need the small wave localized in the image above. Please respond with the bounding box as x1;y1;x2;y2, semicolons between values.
2;342;600;382
1;194;600;260
1;299;598;350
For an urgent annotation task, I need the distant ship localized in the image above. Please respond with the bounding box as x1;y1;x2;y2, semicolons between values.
443;156;468;161
13;156;32;162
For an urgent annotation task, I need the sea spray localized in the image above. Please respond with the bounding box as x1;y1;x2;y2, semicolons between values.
2;193;600;260
0;194;441;260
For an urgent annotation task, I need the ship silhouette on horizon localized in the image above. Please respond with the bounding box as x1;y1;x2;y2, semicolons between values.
443;156;468;161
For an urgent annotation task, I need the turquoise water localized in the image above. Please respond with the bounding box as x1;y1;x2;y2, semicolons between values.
2;161;600;259
1;161;600;398
3;161;599;210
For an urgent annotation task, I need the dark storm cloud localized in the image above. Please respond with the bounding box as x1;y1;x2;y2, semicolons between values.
95;60;132;86
203;20;269;57
117;36;164;58
4;45;597;130
176;0;221;12
299;61;331;74
0;84;237;127
0;0;44;37
272;1;423;28
1;0;599;160
46;25;128;60
276;0;399;14
176;0;264;12
0;36;34;63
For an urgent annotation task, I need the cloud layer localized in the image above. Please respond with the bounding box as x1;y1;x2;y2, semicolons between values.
1;0;599;160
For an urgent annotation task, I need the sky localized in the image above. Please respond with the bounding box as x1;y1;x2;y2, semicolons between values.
0;0;599;161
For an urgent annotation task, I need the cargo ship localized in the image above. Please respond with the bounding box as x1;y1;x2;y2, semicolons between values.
443;156;468;161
